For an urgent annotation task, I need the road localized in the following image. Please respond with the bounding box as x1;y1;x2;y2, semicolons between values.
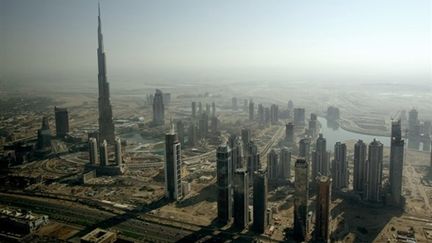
0;192;193;242
0;192;269;242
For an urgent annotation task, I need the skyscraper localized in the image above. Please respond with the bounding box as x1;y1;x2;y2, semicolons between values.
252;169;268;233
365;139;383;202
99;140;108;166
191;101;197;118
241;128;251;149
408;108;420;149
114;137;122;165
198;102;202;114
299;138;311;162
210;116;220;134
294;108;306;127
211;102;216;117
285;122;295;146
188;123;198;146
217;144;233;224
270;104;279;124
233;169;249;229
97;5;115;143
314;176;332;243
228;135;244;175
332;142;348;190
267;149;279;182
280;147;291;180
258;104;264;124
36;117;52;154
88;137;99;165
198;113;209;138
249;100;255;121
153;89;165;125
389;120;404;206
54;107;69;138
294;159;309;241
312;134;330;178
353;140;367;194
308;113;318;138
165;126;183;201
245;141;260;183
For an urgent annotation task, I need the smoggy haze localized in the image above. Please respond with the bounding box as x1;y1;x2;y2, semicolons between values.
0;0;431;89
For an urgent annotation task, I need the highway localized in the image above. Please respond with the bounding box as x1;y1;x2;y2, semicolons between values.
0;192;271;242
0;192;193;242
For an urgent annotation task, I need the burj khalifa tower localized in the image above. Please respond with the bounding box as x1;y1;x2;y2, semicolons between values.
97;4;115;143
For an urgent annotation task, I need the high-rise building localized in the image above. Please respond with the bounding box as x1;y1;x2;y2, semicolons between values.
314;176;332;243
389;120;404;206
294;108;306;127
205;103;210;115
152;89;165;125
270;104;279;124
97;5;115;143
353;140;367;194
241;128;251;149
99;140;108;166
212;102;216;117
210;116;220;134
299;138;310;162
308;113;318;138
312;134;329;179
88;137;99;165
36;117;52;154
243;99;248;112
332;142;348;190
114;137;122;165
249;100;255;121
198;102;202;114
188;123;198;146
280;148;291;180
408;108;418;132
264;107;271;124
191;102;197;118
245;141;260;183
267;149;279;182
165;126;183;201
54;107;69;138
288;100;294;112
217;144;233;224
228;135;244;175
408;108;420;149
198;113;209;138
294;159;309;241
252;169;268;233
365;139;383;202
285;122;295;145
258;104;264;124
233;169;249;229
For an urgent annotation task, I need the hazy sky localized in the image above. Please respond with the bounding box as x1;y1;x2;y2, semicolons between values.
0;0;430;88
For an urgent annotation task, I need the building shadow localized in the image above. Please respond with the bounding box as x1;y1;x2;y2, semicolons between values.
176;218;257;243
177;183;217;208
329;193;403;242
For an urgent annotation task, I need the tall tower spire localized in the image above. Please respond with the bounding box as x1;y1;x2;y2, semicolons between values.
97;3;115;143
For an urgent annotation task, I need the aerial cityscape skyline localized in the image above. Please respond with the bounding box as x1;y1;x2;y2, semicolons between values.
0;1;431;243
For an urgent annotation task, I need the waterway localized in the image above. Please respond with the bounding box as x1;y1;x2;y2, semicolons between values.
317;117;390;151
